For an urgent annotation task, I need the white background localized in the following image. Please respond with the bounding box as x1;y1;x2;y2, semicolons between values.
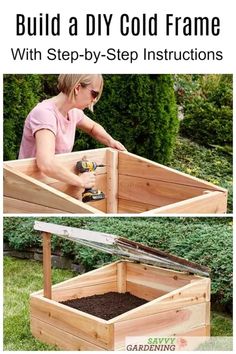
0;0;235;73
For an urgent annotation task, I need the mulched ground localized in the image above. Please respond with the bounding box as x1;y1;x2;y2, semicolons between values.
60;292;148;320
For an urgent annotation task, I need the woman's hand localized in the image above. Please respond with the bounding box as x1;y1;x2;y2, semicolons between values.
79;172;96;189
109;139;127;151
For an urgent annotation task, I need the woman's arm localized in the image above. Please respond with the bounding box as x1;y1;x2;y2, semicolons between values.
35;129;95;188
78;116;127;151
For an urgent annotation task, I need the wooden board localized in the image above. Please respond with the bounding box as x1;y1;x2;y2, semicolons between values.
32;262;117;301
5;165;107;196
126;262;196;291
4;196;66;213
30;296;113;349
118;199;159;214
110;278;210;323
118;151;227;214
16;165;108;212
106;149;118;213
124;262;203;301
119;191;227;215
119;151;226;192
4;165;104;214
51;282;117;301
86;198;107;213
4;148;108;214
142;191;227;214
4;148;107;175
118;175;220;207
113;302;209;349
45;174;106;199
126;281;167;301
43;232;52;299
115;325;210;351
181;325;210;336
117;262;127;293
31;317;105;350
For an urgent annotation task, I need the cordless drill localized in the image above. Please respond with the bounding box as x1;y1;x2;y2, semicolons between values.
76;160;105;203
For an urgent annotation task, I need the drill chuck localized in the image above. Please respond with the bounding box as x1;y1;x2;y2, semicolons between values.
76;160;105;173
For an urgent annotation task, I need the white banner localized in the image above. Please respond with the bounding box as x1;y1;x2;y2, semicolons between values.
0;0;235;73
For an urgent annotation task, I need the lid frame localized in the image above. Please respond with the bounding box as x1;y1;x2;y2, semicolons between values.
34;221;210;299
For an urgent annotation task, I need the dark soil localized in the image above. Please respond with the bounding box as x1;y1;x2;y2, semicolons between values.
60;292;148;320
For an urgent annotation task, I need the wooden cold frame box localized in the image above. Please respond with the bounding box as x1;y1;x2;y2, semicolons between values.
30;260;211;351
4;147;227;214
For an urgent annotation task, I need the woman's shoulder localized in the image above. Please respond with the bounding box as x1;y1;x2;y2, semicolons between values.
25;100;57;126
27;100;56;119
69;108;85;122
32;99;55;113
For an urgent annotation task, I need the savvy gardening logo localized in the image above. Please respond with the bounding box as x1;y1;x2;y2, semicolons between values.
126;337;187;351
125;336;233;351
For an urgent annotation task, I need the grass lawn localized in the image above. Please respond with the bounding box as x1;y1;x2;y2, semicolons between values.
3;256;75;350
169;137;233;213
3;257;233;351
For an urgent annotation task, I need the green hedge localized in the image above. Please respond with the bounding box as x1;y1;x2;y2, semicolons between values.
3;74;178;164
176;75;233;148
3;75;42;160
3;217;232;312
181;99;232;146
169;137;233;213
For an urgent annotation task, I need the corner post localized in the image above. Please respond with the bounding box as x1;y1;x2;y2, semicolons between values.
117;261;127;293
106;149;118;213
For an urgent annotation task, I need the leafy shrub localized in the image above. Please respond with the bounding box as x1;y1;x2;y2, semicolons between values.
3;217;232;312
169;137;233;213
181;99;232;146
39;74;58;99
3;75;42;160
176;75;233;148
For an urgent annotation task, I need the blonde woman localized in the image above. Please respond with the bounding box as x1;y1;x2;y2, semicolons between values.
19;74;126;190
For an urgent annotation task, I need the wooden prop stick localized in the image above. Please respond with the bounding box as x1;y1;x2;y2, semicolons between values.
42;232;52;299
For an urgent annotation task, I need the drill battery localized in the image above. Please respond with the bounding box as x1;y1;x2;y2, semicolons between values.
82;189;105;203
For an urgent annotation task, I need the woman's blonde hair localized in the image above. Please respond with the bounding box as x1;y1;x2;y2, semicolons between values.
57;74;103;110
